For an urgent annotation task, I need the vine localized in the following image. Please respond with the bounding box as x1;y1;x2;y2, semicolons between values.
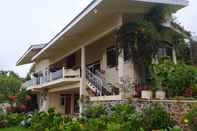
116;5;191;83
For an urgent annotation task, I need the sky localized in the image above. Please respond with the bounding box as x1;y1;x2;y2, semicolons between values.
0;0;196;78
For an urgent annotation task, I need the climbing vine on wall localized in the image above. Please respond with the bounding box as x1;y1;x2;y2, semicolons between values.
117;5;190;66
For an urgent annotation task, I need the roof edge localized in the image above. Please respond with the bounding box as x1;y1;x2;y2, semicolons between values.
16;44;46;66
32;0;103;61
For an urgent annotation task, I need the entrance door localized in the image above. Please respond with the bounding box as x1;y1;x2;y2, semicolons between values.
65;94;72;114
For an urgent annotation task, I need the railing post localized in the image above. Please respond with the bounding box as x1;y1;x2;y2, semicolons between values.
62;67;65;78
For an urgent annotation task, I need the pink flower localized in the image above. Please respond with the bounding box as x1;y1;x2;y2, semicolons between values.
183;88;193;97
8;95;17;101
19;104;27;111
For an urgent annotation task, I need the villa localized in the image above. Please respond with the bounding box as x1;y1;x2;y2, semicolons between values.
16;0;188;115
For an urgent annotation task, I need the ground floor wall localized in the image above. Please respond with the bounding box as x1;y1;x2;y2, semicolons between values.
85;99;197;129
48;89;79;115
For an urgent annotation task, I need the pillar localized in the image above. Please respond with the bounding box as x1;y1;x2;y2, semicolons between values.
80;46;86;114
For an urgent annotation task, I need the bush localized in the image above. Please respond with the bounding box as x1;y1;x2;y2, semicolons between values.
82;104;107;118
187;106;197;131
151;59;197;97
6;113;25;127
142;103;175;131
0;111;8;128
29;108;69;131
81;104;143;131
110;104;142;131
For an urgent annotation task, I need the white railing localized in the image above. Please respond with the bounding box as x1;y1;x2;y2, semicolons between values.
51;69;63;80
23;67;82;89
64;68;80;78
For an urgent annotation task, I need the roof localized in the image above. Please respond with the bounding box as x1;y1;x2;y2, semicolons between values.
16;44;46;66
17;0;188;64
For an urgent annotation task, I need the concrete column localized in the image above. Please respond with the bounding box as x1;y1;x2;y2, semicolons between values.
172;47;177;64
80;46;86;114
118;51;124;98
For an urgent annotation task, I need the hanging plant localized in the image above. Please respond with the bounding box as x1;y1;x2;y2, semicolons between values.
117;19;161;65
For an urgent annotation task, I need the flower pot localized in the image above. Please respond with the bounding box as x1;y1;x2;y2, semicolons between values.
155;90;166;100
141;90;152;99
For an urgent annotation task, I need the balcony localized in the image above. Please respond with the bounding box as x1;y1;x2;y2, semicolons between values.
24;67;81;90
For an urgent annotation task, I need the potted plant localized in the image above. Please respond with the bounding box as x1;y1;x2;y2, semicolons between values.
150;62;168;100
153;79;166;100
155;86;166;100
141;85;153;99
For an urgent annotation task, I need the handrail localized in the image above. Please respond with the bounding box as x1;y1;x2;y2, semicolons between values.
86;68;103;96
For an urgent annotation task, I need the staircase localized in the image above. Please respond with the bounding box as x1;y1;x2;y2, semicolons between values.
86;68;119;96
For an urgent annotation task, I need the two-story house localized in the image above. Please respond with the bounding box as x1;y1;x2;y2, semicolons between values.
16;0;188;115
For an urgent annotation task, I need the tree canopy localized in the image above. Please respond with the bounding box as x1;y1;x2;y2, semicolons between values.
0;71;22;98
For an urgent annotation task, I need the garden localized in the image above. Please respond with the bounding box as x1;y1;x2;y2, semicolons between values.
0;103;197;131
0;4;197;131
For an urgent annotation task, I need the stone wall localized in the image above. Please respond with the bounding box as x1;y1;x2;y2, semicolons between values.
86;99;197;129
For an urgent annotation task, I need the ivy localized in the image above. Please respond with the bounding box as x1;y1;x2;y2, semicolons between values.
117;5;190;66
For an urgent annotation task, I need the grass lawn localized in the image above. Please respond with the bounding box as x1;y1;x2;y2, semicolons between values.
0;127;30;131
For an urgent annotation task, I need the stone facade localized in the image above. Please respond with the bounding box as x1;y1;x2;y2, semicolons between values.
86;99;197;130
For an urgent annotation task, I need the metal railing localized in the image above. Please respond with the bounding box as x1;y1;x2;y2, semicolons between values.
24;68;64;88
23;67;83;89
51;69;63;80
86;68;103;96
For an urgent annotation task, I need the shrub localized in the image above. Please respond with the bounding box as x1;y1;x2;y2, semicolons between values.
142;103;175;131
151;59;197;97
29;108;66;131
187;106;197;131
0;111;8;128
6;113;25;127
82;104;107;118
160;126;183;131
110;104;143;131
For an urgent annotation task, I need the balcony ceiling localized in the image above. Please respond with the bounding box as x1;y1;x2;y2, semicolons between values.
32;0;188;62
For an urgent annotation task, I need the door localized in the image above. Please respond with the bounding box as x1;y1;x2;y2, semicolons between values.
65;94;72;114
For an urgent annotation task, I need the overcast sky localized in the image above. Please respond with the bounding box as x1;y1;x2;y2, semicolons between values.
0;0;196;78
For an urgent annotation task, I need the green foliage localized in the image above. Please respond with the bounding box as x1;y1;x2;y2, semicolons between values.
0;111;25;128
0;71;22;98
64;120;81;131
0;126;30;131
81;104;143;131
142;103;174;131
151;59;197;97
117;5;188;66
0;111;8;128
160;126;183;131
187;106;197;131
82;105;107;118
29;108;68;131
6;113;25;127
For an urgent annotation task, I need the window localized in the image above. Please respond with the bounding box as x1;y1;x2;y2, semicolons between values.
60;95;65;106
66;54;76;68
74;95;79;113
158;47;172;59
107;46;117;67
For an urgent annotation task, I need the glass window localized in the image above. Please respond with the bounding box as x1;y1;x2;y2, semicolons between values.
107;46;117;68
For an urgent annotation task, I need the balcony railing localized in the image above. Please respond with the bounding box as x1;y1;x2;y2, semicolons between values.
51;69;63;80
24;67;81;89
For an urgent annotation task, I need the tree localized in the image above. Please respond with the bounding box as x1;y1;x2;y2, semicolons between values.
0;71;22;98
